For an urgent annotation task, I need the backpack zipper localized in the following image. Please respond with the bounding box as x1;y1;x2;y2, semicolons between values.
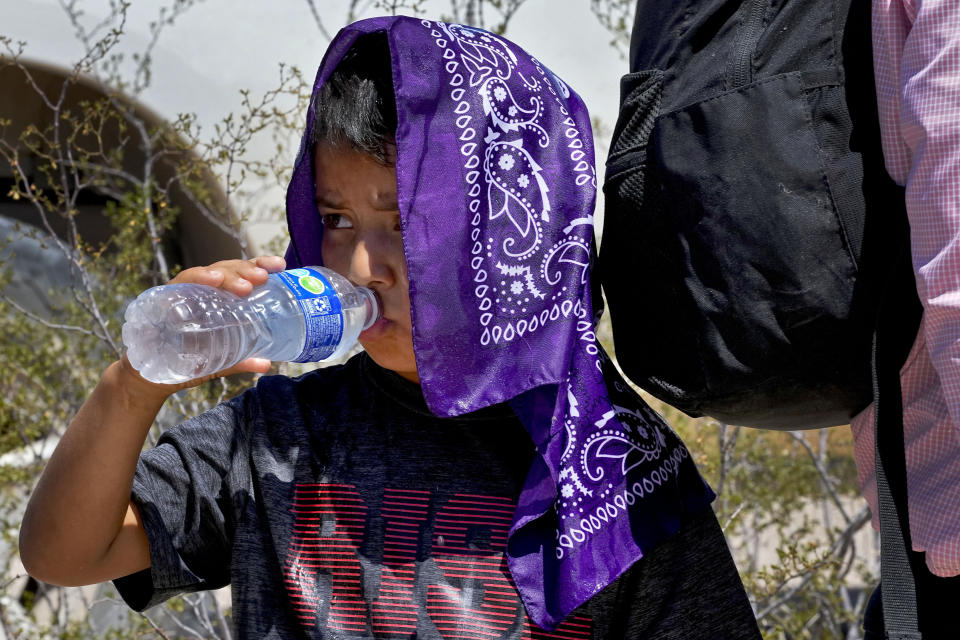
728;0;768;88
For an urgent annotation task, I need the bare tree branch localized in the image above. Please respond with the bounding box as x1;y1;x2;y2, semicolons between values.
722;502;745;532
138;611;175;640
755;506;871;622
303;0;333;41
0;295;101;337
788;430;852;525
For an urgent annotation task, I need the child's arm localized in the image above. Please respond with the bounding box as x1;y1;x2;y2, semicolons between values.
19;256;284;587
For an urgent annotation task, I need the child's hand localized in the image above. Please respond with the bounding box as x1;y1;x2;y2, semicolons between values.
119;255;287;395
169;255;286;298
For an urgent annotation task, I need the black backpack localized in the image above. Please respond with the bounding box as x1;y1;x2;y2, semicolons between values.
599;0;923;635
600;0;921;430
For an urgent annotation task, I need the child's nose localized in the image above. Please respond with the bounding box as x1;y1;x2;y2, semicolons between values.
348;235;396;290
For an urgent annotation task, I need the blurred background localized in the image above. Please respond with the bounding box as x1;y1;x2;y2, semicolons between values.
1;1;877;638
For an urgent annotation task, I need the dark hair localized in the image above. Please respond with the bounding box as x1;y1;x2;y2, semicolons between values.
311;32;397;164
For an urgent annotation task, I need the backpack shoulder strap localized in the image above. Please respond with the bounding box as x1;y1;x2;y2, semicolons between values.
873;291;921;639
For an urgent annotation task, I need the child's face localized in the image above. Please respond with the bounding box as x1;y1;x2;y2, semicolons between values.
315;143;418;383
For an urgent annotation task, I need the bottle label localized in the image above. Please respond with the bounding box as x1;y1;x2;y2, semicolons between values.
276;267;344;362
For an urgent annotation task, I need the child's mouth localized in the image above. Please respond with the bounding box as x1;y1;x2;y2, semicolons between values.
359;316;391;340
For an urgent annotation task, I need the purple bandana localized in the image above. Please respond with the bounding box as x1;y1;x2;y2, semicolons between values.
285;16;714;630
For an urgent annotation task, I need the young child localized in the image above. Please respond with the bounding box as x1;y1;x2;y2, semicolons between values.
20;17;761;639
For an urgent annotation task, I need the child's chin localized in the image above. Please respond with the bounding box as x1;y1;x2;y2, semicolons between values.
364;346;419;384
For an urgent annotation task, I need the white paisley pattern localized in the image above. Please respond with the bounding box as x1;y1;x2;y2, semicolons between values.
423;20;689;560
424;21;597;348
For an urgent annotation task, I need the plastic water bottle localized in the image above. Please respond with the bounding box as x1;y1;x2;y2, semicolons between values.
122;266;380;384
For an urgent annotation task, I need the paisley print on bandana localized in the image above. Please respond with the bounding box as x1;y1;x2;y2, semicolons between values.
438;24;592;346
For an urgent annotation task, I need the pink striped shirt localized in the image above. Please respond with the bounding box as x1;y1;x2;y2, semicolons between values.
850;0;960;577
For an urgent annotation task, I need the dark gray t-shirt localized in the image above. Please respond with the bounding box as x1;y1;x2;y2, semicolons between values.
115;353;760;639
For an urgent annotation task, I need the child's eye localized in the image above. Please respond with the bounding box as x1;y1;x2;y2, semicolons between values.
322;214;352;230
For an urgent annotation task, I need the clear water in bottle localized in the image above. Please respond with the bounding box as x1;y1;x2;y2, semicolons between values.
123;266;380;384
